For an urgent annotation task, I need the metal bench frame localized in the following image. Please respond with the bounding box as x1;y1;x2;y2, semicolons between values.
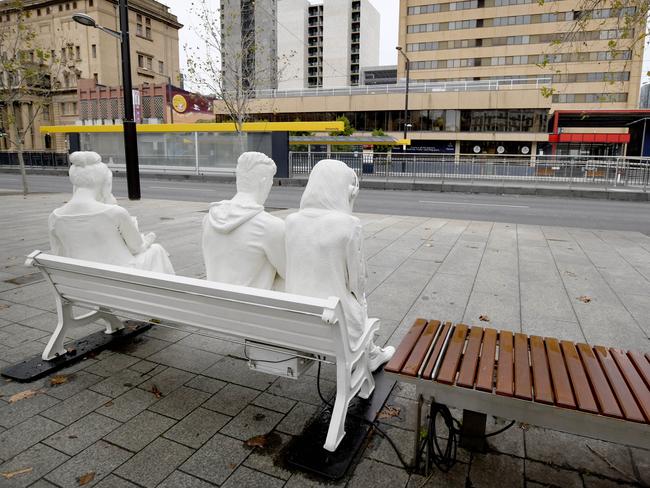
26;250;378;452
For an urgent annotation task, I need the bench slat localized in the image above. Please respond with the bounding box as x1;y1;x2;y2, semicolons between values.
628;351;650;389
457;326;483;388
422;321;452;379
514;333;533;401
595;347;645;423
402;320;441;377
475;328;498;392
496;331;514;397
436;324;468;385
546;338;576;409
385;318;428;374
562;341;598;413
611;349;650;422
577;343;623;418
530;335;554;404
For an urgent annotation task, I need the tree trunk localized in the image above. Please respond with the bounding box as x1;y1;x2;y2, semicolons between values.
16;142;29;196
236;119;246;155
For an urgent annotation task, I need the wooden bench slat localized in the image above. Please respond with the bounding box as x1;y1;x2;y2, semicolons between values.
457;326;484;388
385;318;428;374
545;338;576;409
496;331;514;397
530;335;554;404
577;343;623;418
402;320;441;377
611;349;650;422
561;341;598;413
514;333;533;401
475;328;498;392
436;324;469;384
629;350;650;389
422;321;452;379
596;347;645;423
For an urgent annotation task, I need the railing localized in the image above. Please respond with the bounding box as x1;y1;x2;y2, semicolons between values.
289;152;650;190
0;151;69;167
253;77;552;99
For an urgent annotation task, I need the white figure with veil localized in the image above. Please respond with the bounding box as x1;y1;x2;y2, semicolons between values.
48;151;175;274
284;159;394;371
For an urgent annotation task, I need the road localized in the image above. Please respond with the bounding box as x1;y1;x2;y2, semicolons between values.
2;173;650;234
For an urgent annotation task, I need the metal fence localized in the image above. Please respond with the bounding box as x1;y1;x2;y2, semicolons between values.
0;151;69;167
289;152;650;190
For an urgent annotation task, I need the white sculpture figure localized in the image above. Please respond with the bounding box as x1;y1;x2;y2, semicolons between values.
49;151;175;274
285;159;395;371
202;151;285;289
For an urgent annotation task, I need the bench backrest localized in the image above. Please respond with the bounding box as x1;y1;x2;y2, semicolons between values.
28;251;351;359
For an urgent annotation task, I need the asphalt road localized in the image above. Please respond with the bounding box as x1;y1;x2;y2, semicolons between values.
2;172;650;234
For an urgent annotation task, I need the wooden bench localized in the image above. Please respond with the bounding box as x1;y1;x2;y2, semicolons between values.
385;319;650;451
26;250;378;452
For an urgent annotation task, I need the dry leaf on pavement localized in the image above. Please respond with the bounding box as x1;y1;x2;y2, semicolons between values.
8;389;41;403
0;303;9;310
150;384;163;398
244;434;270;449
1;467;33;479
77;471;96;486
577;296;592;303
479;315;490;322
378;405;401;420
50;375;68;386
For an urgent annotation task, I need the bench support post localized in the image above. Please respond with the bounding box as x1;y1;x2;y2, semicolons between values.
459;409;487;452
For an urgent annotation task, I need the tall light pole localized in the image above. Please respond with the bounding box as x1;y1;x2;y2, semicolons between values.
73;11;141;200
396;46;410;173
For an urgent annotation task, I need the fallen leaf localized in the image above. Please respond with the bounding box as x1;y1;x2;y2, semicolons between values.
150;384;163;399
50;375;68;386
150;318;161;324
479;315;490;322
66;347;77;355
245;434;270;449
378;405;401;420
8;389;41;403
1;467;32;479
0;303;9;310
68;435;78;439
103;400;113;407
77;471;95;486
228;463;237;469
578;296;592;303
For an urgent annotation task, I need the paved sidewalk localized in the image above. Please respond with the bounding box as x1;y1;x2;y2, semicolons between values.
0;193;648;487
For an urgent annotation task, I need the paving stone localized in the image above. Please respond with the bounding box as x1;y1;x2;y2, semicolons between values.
0;300;45;324
377;395;418;430
0;377;48;400
0;323;49;347
582;474;639;487
284;471;345;487
469;452;524;487
525;460;583;488
407;464;469;488
148;386;210;420
163;407;229;448
95;387;160;422
27;480;59;488
138;367;195;396
144;324;191;342
177;333;243;356
220;405;284;441
364;424;414;468
180;433;249;485
629;447;650;486
275;402;319;436
267;374;335;406
43;412;121;456
88;368;151;398
243;431;293;481
94;474;141;488
251;392;297;414
104;410;176;452
115;437;194;488
45;440;132;488
0;443;69;488
84;352;141;377
348;457;410;488
485;416;525;458
128;359;167;376
41;389;110;425
203;356;275;390
0;415;63;460
0;340;46;364
184;375;227;394
113;334;171;359
203;383;261;416
45;370;104;400
0;392;59;428
158;470;216;488
221;465;284;488
524;427;637;481
146;343;222;374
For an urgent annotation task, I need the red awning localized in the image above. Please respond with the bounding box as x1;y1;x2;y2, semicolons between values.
548;133;630;144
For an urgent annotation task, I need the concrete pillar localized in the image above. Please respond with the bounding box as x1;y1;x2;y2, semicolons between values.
454;140;461;163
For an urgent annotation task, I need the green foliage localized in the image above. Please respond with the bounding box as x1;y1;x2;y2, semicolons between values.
371;128;392;153
329;115;354;136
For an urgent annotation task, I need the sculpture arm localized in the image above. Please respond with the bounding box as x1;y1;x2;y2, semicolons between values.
263;216;287;280
48;213;64;255
346;220;368;309
114;208;151;254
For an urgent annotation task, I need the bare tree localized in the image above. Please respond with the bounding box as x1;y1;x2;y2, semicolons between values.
0;0;65;195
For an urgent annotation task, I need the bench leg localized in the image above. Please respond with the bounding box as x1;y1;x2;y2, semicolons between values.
98;307;125;334
324;360;353;452
460;409;487;452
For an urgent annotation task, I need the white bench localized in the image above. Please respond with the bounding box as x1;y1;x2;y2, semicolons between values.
26;250;379;452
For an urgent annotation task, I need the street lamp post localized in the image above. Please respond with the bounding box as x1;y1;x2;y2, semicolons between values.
396;46;410;171
73;9;141;200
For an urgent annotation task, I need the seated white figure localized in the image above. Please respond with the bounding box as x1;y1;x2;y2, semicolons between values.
48;151;175;274
284;159;395;371
202;151;285;289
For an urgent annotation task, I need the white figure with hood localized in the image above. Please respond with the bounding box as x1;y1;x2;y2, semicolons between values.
48;151;175;274
202;151;285;289
284;159;395;372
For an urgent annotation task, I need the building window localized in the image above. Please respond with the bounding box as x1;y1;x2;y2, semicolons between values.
89;0;93;6
137;14;143;36
138;54;153;70
145;17;151;39
59;102;65;114
65;3;70;10
158;60;163;73
58;5;62;11
91;44;96;58
75;46;80;60
73;1;77;7
37;8;41;16
93;72;98;83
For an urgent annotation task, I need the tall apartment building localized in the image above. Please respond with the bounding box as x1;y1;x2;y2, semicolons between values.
277;0;380;89
220;0;278;91
0;0;182;152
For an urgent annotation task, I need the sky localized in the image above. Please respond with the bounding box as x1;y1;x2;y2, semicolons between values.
166;0;400;78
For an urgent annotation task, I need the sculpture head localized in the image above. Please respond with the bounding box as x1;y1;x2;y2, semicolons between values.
300;159;359;213
235;151;277;205
69;151;113;202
